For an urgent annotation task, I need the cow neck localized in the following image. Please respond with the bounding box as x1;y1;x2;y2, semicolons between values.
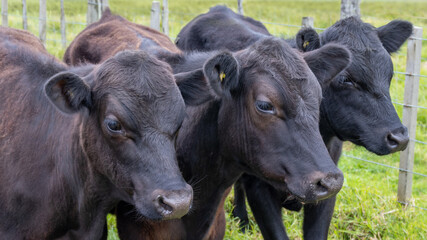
319;104;344;163
177;99;241;239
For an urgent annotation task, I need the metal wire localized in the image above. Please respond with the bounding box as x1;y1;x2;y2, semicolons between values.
409;37;427;41
9;14;87;26
342;154;427;178
411;138;427;145
394;71;427;78
392;101;427;110
397;201;427;211
260;21;326;31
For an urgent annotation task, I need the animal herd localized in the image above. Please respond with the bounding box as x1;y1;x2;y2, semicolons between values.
0;5;412;240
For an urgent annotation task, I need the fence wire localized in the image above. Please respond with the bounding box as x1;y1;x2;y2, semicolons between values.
397;201;427;211
392;101;427;110
342;154;427;178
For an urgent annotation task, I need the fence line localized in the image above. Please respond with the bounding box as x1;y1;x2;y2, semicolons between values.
411;138;427;145
22;0;27;29
397;201;427;211
150;1;160;31
394;71;427;78
1;0;7;27
398;26;423;204
39;0;46;45
342;154;427;178
392;101;427;110
60;0;66;48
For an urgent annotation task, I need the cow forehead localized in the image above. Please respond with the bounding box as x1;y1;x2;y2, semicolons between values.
238;37;310;80
322;18;394;87
91;50;185;129
321;17;384;52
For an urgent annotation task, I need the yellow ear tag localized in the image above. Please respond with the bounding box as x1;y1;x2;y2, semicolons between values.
67;90;74;99
303;41;309;49
219;72;226;82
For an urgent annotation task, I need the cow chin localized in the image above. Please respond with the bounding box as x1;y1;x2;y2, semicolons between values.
350;127;409;156
260;167;344;204
265;179;324;204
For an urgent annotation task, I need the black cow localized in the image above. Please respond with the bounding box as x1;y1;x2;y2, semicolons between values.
64;12;351;239
176;5;412;240
0;27;217;239
117;38;351;240
176;5;320;53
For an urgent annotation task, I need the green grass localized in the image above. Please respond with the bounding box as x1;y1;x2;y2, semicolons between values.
5;0;427;239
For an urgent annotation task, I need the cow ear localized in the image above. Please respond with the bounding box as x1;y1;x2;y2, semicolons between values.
44;72;92;114
303;43;351;87
203;52;240;96
377;20;413;53
296;28;320;52
174;69;218;106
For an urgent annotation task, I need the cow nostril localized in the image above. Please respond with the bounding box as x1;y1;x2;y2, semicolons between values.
387;134;399;148
311;171;343;201
317;178;334;193
386;130;409;152
157;195;173;213
152;186;193;220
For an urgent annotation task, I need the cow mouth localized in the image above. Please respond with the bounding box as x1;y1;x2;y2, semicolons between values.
263;177;311;202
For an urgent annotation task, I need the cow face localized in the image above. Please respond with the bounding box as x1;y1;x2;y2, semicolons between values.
201;38;351;202
45;50;193;220
319;18;412;155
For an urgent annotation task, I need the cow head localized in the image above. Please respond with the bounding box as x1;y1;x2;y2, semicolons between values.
190;38;351;202
318;17;412;155
44;50;213;220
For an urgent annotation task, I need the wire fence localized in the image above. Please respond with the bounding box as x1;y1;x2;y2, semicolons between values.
2;0;426;210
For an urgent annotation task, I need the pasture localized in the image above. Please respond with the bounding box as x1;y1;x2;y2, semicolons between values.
5;0;427;239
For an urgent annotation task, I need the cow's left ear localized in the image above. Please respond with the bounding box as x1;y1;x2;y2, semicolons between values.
377;20;413;53
44;72;92;114
174;69;218;106
303;43;351;87
203;51;240;97
296;28;320;52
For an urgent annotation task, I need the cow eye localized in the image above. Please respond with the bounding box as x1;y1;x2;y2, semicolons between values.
104;118;123;133
338;76;357;87
255;100;275;114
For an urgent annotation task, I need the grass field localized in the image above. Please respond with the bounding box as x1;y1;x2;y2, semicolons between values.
5;0;427;239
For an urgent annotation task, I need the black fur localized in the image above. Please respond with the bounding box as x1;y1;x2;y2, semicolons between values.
45;72;92;114
175;5;412;240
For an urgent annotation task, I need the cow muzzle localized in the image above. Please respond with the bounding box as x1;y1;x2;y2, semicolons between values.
151;184;193;220
386;126;409;153
287;169;344;203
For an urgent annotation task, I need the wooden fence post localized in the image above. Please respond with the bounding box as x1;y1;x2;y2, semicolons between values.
162;0;169;36
237;0;244;15
1;0;7;27
101;0;108;12
96;0;101;20
39;0;46;45
301;17;314;28
22;0;27;29
60;0;66;48
150;1;160;31
340;0;360;19
397;26;423;204
87;0;98;25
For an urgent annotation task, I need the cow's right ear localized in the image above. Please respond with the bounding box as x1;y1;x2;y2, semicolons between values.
44;72;92;114
303;43;351;87
174;69;218;106
296;28;320;52
203;52;240;97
